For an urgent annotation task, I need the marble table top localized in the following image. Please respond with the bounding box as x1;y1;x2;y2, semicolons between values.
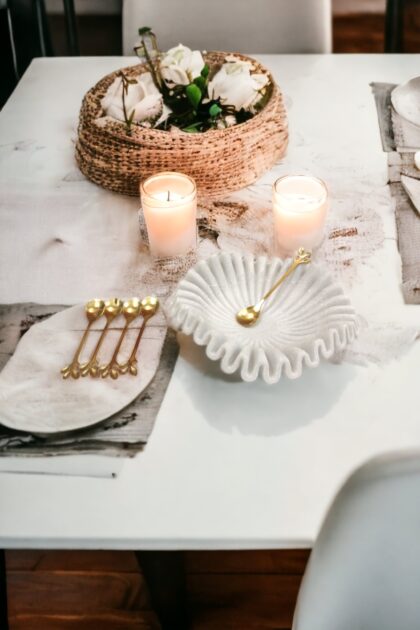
0;54;420;550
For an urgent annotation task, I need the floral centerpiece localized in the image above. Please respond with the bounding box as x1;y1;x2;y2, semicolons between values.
76;28;288;198
101;27;272;135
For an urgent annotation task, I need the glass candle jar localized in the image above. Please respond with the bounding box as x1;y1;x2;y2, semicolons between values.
272;175;329;255
140;172;197;257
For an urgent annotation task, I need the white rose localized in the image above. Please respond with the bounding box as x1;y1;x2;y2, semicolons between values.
101;72;164;124
208;58;269;112
160;44;205;86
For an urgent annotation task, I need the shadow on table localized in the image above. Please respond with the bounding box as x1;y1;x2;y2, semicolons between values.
178;335;357;437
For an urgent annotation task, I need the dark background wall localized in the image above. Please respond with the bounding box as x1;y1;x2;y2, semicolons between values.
1;1;420;108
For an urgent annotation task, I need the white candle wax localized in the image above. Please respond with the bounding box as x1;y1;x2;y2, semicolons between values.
140;172;197;257
272;175;329;255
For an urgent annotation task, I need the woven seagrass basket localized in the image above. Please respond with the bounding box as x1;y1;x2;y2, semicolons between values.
76;52;288;198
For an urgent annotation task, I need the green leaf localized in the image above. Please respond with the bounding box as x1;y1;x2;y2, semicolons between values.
201;64;210;78
186;84;202;110
182;125;201;133
194;76;206;92
183;121;202;128
209;103;222;118
138;26;152;36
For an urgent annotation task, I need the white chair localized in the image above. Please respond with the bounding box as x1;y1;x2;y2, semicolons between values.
122;0;332;55
293;450;420;630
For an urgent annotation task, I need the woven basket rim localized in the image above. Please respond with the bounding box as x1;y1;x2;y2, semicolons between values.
89;51;281;143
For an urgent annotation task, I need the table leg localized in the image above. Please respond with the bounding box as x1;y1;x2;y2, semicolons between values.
385;0;404;52
63;0;80;55
0;550;8;630
135;550;189;629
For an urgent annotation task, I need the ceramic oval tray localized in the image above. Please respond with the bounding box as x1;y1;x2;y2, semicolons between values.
167;252;358;383
0;304;167;435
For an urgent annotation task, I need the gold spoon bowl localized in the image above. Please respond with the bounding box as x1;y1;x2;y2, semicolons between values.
236;248;312;327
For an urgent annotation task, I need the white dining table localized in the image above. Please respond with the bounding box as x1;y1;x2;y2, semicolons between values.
0;54;419;558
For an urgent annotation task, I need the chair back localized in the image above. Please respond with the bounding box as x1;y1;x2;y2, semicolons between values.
122;0;332;55
293;450;420;630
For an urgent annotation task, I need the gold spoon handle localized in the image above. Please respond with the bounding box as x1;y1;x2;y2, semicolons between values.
62;322;92;370
112;322;130;362
100;322;130;377
261;248;312;304
90;320;110;362
61;322;95;377
128;317;148;363
119;315;152;376
80;320;111;376
262;258;300;302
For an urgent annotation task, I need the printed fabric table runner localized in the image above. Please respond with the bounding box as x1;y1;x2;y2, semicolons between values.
1;178;419;461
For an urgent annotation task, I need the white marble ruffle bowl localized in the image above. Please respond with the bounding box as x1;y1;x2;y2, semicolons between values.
167;253;358;383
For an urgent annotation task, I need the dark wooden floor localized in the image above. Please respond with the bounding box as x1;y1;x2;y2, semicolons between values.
5;549;310;629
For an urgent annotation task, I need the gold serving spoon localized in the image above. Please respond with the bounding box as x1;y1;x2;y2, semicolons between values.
61;299;105;379
100;298;141;379
80;298;123;377
236;248;312;327
119;296;159;376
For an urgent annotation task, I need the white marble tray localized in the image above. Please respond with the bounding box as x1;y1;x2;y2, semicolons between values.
167;253;358;383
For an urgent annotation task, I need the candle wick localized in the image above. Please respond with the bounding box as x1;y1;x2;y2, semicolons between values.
167;190;170;202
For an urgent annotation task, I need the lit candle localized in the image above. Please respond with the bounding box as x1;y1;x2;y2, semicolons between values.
272;175;329;255
140;172;197;257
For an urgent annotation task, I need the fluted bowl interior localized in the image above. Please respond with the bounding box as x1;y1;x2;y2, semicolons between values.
167;253;358;383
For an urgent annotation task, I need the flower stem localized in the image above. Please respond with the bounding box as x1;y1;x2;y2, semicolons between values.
118;71;133;136
141;34;162;90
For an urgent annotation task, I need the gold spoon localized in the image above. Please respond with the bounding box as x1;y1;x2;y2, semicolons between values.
61;299;105;379
119;296;159;376
100;298;141;379
80;298;123;377
236;248;312;327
